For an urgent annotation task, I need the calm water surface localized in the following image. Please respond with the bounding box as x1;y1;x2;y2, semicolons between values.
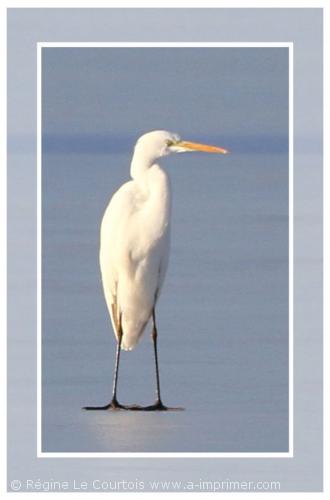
42;148;289;452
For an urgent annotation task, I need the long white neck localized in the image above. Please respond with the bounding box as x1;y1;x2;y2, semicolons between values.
130;144;171;233
130;143;171;238
130;142;158;180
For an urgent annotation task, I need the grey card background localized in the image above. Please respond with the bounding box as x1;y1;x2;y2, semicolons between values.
8;8;323;491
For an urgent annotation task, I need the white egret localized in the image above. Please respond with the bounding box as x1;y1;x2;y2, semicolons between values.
84;130;228;411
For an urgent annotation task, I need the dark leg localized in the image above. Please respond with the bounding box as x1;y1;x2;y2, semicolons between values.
108;320;123;408
83;310;184;412
132;308;184;411
83;315;125;410
150;308;167;409
113;308;175;411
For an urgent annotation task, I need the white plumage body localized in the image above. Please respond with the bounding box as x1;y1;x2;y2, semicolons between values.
98;130;228;355
100;164;171;350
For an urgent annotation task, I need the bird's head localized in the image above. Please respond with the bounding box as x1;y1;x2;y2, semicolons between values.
134;130;229;161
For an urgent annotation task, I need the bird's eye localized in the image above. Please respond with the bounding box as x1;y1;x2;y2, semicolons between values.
166;139;174;147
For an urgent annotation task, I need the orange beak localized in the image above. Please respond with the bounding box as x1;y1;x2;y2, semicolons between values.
178;140;229;155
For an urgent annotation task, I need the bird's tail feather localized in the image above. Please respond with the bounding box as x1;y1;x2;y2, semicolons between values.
110;298;149;351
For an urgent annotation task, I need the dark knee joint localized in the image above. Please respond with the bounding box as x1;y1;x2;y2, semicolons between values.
152;326;158;342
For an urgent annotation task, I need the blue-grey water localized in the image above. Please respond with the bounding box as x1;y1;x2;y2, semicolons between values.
42;47;289;453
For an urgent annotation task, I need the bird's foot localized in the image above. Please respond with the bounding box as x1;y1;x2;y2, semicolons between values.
141;400;169;411
122;400;184;412
83;398;125;410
